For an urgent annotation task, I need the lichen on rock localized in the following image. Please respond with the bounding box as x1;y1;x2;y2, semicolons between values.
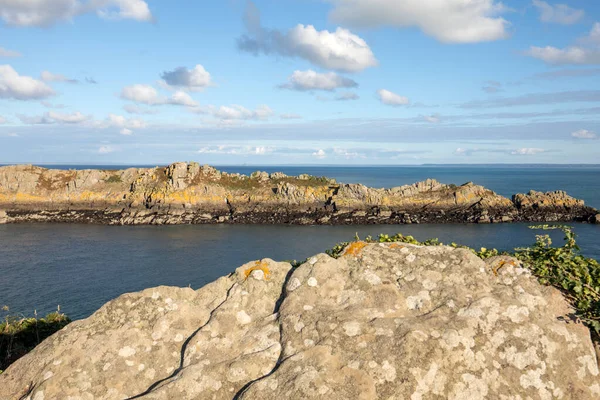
1;244;599;399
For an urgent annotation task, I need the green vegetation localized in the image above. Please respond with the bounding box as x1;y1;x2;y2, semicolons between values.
105;174;122;183
327;225;600;335
1;306;70;373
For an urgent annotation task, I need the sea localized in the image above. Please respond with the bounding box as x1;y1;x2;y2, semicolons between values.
1;164;599;320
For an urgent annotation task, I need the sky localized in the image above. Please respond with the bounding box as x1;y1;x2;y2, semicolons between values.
0;0;599;165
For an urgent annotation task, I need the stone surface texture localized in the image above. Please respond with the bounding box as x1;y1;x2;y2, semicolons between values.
0;162;595;225
2;244;599;399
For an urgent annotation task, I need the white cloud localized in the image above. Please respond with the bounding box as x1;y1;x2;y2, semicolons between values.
525;46;600;65
41;71;78;83
510;148;545;155
197;145;274;155
327;0;509;44
532;0;584;25
0;65;55;100
98;145;114;154
121;84;199;107
120;84;160;105
280;113;302;120
160;65;212;91
47;111;89;123
280;70;358;91
526;23;600;65
167;91;199;107
312;149;326;158
18;111;89;124
105;114;147;129
377;89;409;106
0;46;21;57
237;2;377;72
571;129;597;139
0;115;6;124
120;128;133;135
199;104;274;121
0;0;153;27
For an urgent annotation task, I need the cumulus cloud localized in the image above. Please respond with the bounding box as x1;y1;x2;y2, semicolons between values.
336;91;359;101
312;149;326;158
18;111;90;124
0;115;6;123
120;84;199;107
41;71;79;83
160;65;212;91
0;0;153;27
532;0;584;25
0;65;55;100
105;114;147;129
571;129;597;139
377;89;409;106
237;1;377;72
279;70;358;91
0;46;21;57
327;0;509;44
120;128;133;135
526;23;600;65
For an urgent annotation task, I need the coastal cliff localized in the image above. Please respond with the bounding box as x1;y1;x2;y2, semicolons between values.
1;243;599;399
0;162;597;225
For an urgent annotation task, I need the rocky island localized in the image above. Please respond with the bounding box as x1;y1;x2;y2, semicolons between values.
0;162;598;225
1;242;599;399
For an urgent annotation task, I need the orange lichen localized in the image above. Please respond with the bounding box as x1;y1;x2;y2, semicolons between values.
343;241;368;257
389;243;405;249
492;260;517;276
244;261;271;280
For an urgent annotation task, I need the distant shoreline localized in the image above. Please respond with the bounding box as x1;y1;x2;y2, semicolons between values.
1;162;598;226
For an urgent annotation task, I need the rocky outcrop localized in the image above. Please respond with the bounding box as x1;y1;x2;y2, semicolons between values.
0;162;596;225
2;244;599;399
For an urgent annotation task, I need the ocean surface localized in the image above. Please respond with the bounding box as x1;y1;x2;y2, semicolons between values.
0;165;599;320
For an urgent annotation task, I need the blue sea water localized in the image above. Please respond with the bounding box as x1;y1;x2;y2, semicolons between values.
0;165;599;320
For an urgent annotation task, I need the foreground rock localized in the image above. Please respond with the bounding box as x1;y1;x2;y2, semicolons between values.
2;244;599;399
0;162;596;225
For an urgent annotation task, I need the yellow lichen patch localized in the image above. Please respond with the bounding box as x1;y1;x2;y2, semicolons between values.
389;243;405;250
343;241;368;257
492;259;517;276
244;261;271;280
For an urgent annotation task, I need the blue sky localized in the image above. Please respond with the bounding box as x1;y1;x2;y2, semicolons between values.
0;0;599;165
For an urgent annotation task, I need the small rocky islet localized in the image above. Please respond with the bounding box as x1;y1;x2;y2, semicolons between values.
1;242;599;399
0;162;598;225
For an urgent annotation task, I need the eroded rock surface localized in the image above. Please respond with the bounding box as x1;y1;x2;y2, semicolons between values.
2;244;599;399
0;162;596;225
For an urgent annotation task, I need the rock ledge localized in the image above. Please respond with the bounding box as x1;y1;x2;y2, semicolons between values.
2;244;599;399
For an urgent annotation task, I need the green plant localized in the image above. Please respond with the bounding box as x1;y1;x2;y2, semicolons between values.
513;225;600;332
105;174;122;183
1;306;70;372
326;226;600;335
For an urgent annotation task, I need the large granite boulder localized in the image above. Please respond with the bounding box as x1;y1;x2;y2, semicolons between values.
1;244;599;399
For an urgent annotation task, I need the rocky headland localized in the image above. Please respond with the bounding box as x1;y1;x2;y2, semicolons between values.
1;242;599;399
0;162;598;225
